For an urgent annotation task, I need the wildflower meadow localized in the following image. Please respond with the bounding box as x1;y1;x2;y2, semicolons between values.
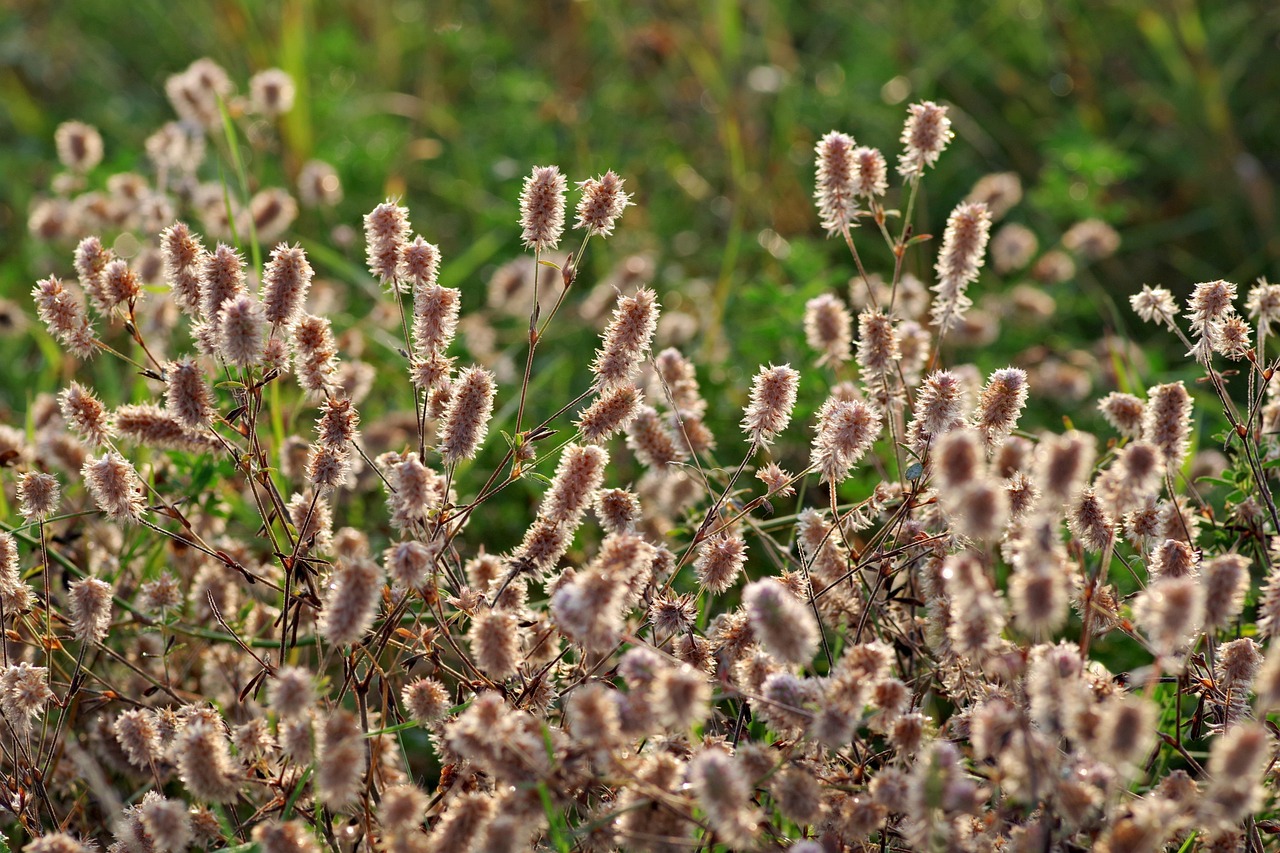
4;4;1280;852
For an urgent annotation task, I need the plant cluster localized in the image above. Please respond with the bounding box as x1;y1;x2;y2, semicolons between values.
9;57;1280;853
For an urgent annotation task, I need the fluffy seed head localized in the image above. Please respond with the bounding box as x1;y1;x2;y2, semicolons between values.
742;364;800;445
261;243;314;328
291;314;339;397
67;577;113;644
1212;315;1252;360
689;748;758;847
164;357;215;429
934;427;982;489
1202;554;1250;632
28;834;92;853
1185;279;1237;337
139;795;192;853
906;370;966;453
804;293;853;367
251;821;320;853
249;68;295;116
898;101;953;179
577;385;642;444
217;295;267;367
318;556;383;646
59;382;114;447
852;146;888;198
1098;392;1146;438
32;276;97;359
17;472;59;521
412;283;460;356
575;170;632;237
55;121;103;172
403;677;451;725
400;235;442;291
384;540;434;590
626;405;687;469
1247;278;1280;335
540;444;608;526
814;130;859;234
811;397;883;483
1150;538;1198;579
1130;284;1179;328
364;200;411;287
591;287;660;390
991;222;1038;273
160;222;206;313
695;534;748;594
1134;575;1204;659
0;662;52;734
469;609;522;681
856;309;901;379
744;578;819;664
438;366;496;464
199;243;246;323
931;202;991;334
268;666;315;718
1035;430;1096;503
101;259;141;312
75;241;114;314
82;452;145;522
298;160;342;208
1068;488;1114;552
519;165;567;251
1141;382;1193;471
973;367;1028;447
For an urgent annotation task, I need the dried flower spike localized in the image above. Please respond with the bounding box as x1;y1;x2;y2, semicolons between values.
519;165;567;251
898;101;953;179
931;201;991;334
575;170;632;237
17;472;60;521
364;200;411;289
438;366;496;465
741;364;800;446
814;130;858;235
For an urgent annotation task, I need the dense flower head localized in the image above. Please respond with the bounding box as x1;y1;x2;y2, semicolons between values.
591;287;660;390
17;472;60;521
364;200;412;287
811;397;883;482
217;294;267;366
575;170;632;237
160;221;206;312
55;120;103;172
804;293;853;367
814;130;859;234
741;364;800;445
199;242;246;323
519;165;567;251
852;146;889;198
931;201;992;334
898;100;953;178
438;366;496;464
33;276;97;358
261;243;314;328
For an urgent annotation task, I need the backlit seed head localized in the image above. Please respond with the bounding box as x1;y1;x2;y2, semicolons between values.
898;101;953;179
519;165;567;251
575;170;632;237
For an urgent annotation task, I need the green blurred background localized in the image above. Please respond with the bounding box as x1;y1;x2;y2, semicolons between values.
2;0;1279;421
